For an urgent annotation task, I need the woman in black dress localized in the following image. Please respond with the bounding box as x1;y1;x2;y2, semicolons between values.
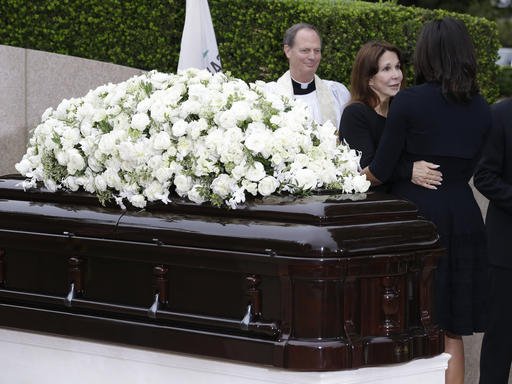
364;18;491;384
339;41;442;188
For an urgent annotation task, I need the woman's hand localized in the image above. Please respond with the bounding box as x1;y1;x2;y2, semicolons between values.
412;161;442;189
361;166;382;186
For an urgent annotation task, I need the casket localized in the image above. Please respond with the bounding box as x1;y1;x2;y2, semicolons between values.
0;174;443;371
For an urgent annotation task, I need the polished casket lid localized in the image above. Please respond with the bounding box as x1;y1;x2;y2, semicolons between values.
0;175;439;258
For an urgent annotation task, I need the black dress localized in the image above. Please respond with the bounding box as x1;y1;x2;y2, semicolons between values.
370;83;491;335
339;102;386;169
339;102;412;191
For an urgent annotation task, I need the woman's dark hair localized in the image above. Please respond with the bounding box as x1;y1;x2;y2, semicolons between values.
350;41;405;108
414;17;479;102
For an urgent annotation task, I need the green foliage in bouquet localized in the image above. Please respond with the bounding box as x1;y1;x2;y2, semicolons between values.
0;0;501;102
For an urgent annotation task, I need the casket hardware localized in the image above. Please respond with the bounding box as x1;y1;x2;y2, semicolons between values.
0;287;281;338
240;304;252;330
64;283;75;307
148;293;159;318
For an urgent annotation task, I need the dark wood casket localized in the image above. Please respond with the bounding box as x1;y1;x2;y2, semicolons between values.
0;174;443;371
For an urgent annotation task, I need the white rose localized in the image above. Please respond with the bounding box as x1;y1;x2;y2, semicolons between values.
293;168;318;190
43;178;58;192
231;163;248;181
172;119;188;137
211;174;235;198
244;129;270;155
104;168;122;189
55;150;69;166
174;174;192;196
175;137;192;160
87;157;103;173
242;179;258;196
54;99;71;120
230;100;251;122
63;176;80;192
128;194;146;208
136;98;152;113
315;120;336;140
98;133;116;153
61;127;81;149
94;174;108;192
195;157;218;176
131;113;150;131
154;167;173;183
187;185;206;204
67;149;86;175
41;107;54;121
15;158;33;176
248;108;263;122
118;141;136;162
245;162;266;182
153;131;171;150
180;100;202;116
150;101;167;123
79;174;96;193
147;155;163;171
270;153;283;168
257;176;279;196
227;187;246;208
217;110;237;129
144;180;167;202
351;174;371;193
187;120;202;139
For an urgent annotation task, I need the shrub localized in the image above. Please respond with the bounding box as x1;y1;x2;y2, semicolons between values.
0;0;501;101
497;66;512;98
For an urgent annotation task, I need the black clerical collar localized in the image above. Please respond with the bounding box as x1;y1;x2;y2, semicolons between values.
292;78;316;95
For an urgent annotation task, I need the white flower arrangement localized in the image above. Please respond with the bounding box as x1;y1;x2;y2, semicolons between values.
16;68;369;209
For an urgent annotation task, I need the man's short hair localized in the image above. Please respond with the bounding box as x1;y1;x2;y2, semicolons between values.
283;23;322;47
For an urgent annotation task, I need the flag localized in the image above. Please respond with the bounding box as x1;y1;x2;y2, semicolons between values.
177;0;222;73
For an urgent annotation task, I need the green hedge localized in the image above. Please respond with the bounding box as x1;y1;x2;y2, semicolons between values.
0;0;500;101
497;66;512;98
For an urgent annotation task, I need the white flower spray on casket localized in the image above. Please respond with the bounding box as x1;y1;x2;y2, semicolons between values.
15;69;370;209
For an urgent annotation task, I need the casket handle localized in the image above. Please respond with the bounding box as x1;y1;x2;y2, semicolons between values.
148;293;159;318
240;304;252;330
64;283;75;307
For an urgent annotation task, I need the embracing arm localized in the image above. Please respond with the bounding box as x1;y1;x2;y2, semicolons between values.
369;94;441;189
342;99;442;188
389;159;441;189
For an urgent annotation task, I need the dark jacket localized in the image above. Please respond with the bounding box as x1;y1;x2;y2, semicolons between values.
474;98;512;268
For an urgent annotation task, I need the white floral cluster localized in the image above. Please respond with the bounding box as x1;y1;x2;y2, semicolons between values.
16;69;369;209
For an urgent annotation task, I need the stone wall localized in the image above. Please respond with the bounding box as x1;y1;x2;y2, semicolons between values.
0;45;144;176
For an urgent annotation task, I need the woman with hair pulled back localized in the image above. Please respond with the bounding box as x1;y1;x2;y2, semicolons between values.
363;17;491;384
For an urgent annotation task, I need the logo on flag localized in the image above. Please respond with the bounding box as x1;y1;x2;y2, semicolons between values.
178;0;222;73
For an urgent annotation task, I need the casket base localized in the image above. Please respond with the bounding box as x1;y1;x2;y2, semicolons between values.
0;327;449;384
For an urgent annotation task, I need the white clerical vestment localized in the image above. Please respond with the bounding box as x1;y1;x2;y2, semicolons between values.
270;71;350;128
